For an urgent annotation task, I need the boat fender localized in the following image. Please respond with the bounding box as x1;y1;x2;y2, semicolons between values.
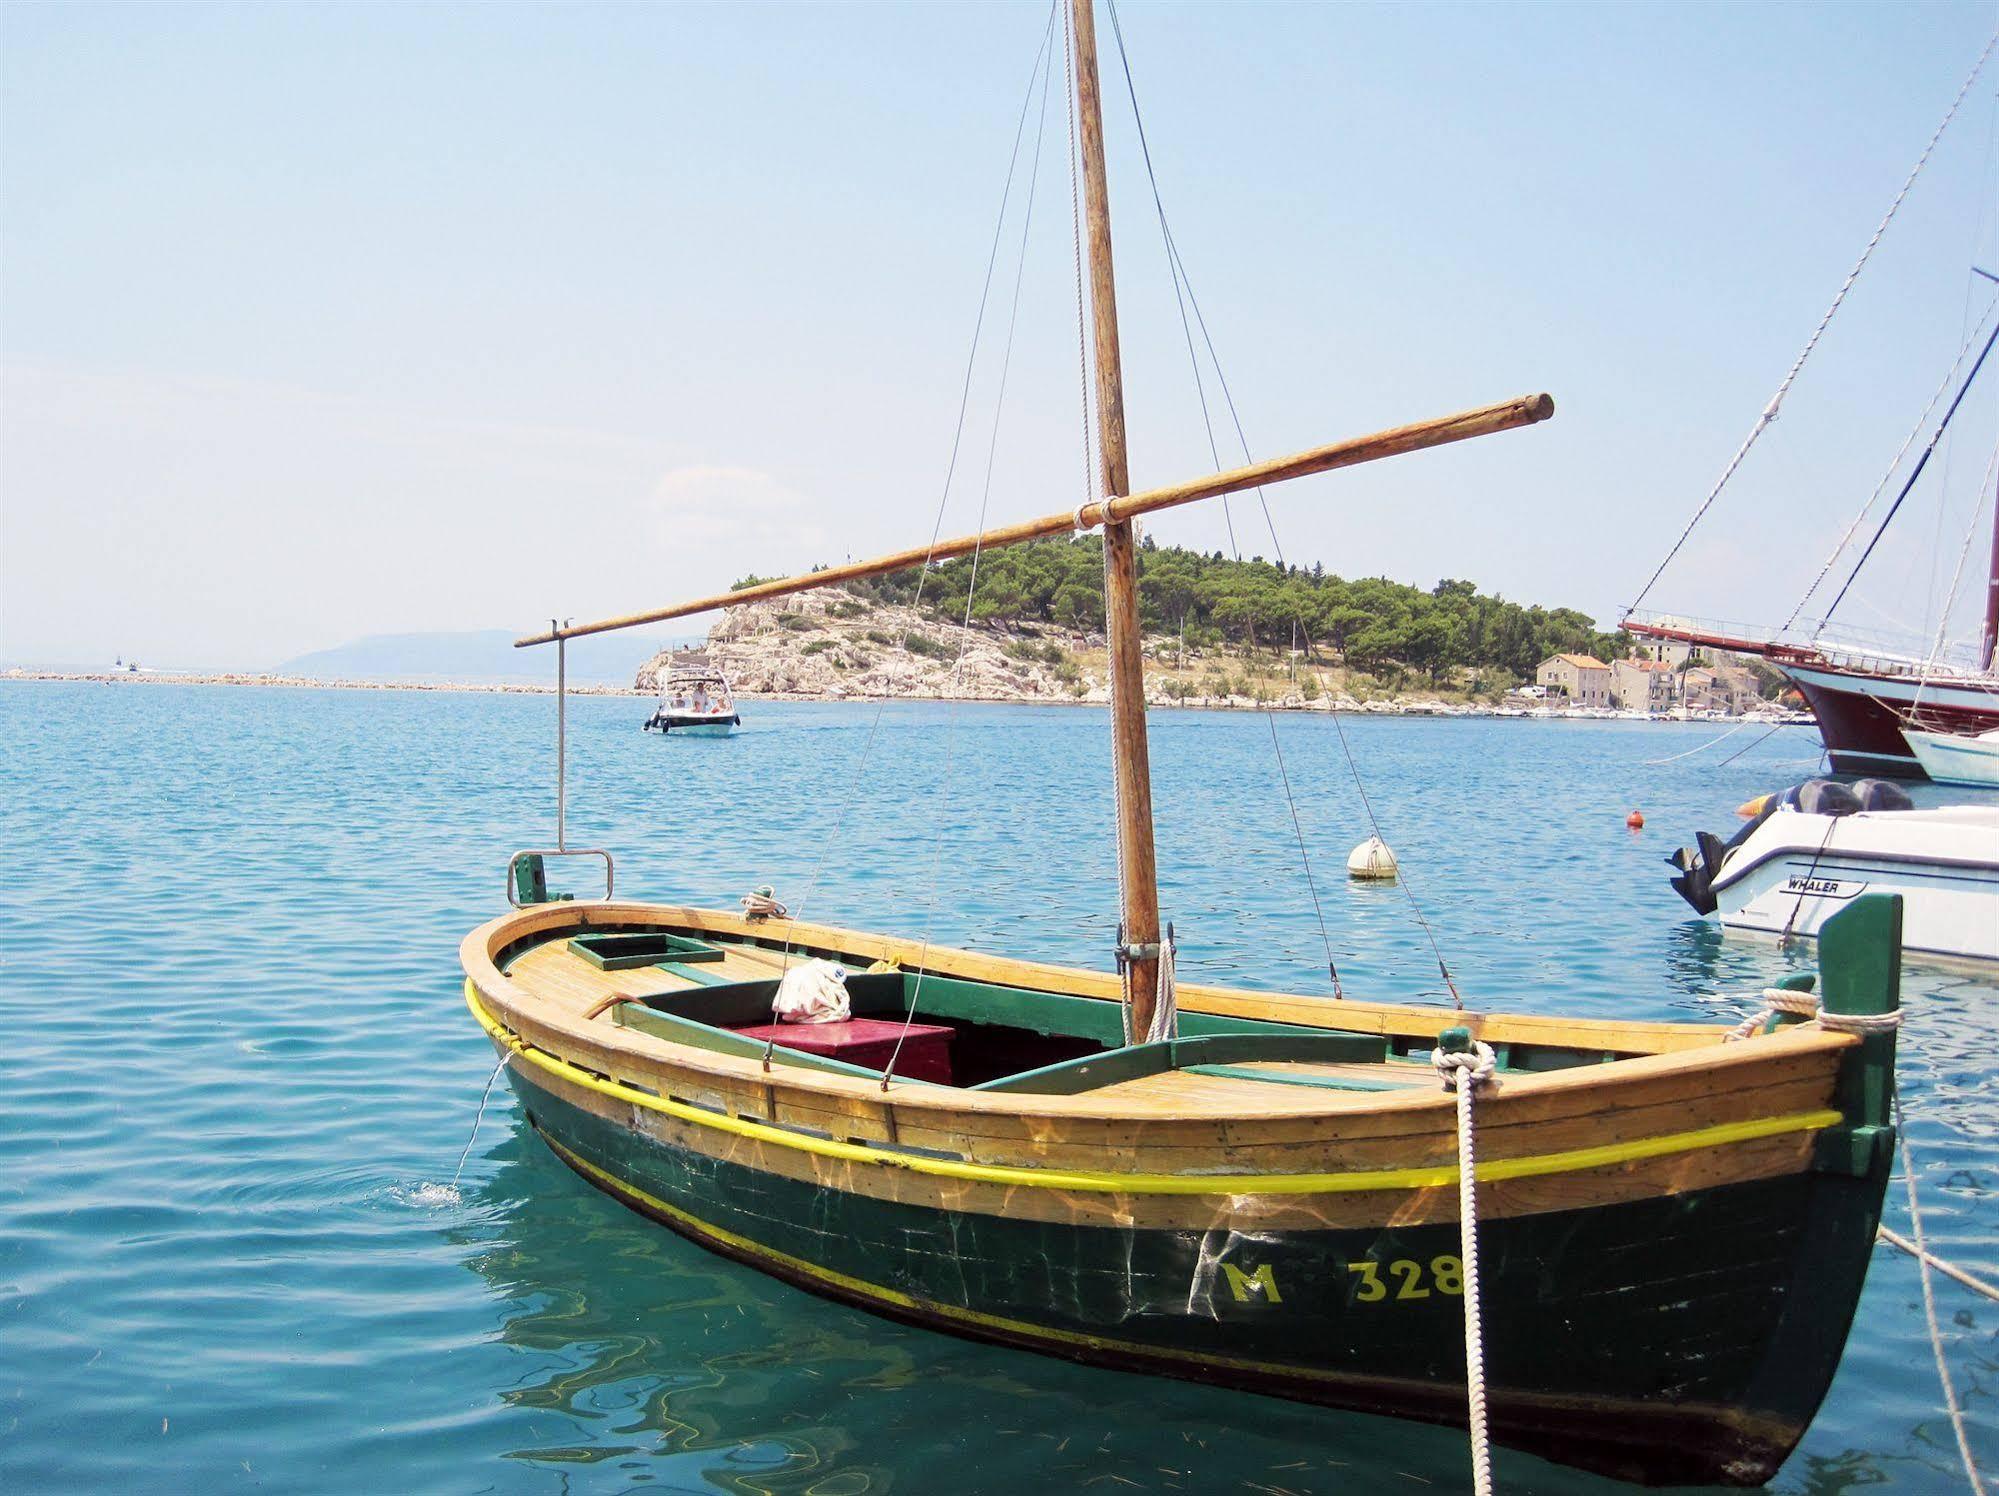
773;960;850;1024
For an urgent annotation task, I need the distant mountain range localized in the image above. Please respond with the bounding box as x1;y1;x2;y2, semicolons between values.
276;628;701;685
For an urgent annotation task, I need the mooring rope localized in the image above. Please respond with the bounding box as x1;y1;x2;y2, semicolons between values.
1720;986;1903;1042
1629;29;1998;620
1778;815;1843;947
1434;1039;1500;1496
1894;1085;1990;1495
1879;1226;1999;1305
1643;717;1753;765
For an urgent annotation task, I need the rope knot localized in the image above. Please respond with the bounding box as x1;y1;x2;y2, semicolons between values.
1433;1037;1498;1094
741;885;789;921
1073;500;1099;532
1723;987;1904;1041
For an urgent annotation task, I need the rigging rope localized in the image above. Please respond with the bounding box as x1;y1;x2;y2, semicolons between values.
1434;1038;1499;1496
761;9;1060;1068
1627;29;1999;620
885;4;1058;1086
1918;438;1999;685
1783;294;1999;634
1101;0;1346;999
1104;0;1461;1006
1816;318;1999;632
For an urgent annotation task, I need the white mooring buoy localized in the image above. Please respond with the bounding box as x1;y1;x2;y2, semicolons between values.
1347;834;1398;881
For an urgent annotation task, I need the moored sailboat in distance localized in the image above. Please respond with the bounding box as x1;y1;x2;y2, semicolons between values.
1624;61;1999;779
463;4;1908;1485
1625;611;1999;777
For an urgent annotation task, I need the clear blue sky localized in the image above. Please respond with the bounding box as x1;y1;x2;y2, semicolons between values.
4;1;1996;669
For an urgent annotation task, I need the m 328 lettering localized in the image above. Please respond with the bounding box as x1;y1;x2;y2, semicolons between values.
1215;1257;1465;1309
1348;1256;1463;1303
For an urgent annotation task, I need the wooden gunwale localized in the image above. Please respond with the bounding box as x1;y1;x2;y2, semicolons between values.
487;1025;1837;1230
461;901;1856;1197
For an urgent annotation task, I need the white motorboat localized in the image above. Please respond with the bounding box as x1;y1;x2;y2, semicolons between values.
643;655;740;736
1906;727;1999;788
1668;780;1999;963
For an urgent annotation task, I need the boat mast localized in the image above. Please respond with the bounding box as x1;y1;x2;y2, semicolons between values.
1070;0;1164;1037
1984;467;1998;671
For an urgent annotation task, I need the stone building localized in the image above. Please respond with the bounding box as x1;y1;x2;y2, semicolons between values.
1535;653;1613;707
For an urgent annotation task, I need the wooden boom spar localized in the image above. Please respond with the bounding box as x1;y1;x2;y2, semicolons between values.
513;391;1553;648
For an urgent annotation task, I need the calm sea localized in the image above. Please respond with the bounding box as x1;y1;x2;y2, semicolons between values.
2;680;1992;1494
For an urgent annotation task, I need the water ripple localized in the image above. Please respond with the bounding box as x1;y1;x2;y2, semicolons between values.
2;683;1992;1493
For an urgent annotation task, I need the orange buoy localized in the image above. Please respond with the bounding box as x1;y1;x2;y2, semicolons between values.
1625;809;1645;830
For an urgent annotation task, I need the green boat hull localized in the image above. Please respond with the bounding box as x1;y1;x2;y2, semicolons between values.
506;1067;1888;1487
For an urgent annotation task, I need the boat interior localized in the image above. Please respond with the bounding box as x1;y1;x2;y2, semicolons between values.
492;916;1731;1104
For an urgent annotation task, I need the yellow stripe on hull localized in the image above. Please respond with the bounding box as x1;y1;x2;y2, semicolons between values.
467;980;1840;1198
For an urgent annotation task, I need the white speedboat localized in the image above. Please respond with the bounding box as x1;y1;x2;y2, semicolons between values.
643;656;740;736
1906;727;1999;788
1667;780;1999;963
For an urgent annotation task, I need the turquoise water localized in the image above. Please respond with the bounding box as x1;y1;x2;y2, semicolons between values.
2;679;1992;1494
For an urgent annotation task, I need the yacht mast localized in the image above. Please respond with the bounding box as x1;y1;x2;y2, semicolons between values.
1070;0;1164;1037
1983;469;1998;671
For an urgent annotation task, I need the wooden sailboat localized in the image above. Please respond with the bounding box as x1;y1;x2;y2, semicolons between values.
464;5;1904;1484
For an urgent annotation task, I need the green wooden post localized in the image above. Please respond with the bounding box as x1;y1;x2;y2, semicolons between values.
1813;893;1902;1173
514;853;551;906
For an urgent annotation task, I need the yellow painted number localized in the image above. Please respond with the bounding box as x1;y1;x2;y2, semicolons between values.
1346;1256;1464;1304
1220;1261;1284;1304
1431;1255;1465;1295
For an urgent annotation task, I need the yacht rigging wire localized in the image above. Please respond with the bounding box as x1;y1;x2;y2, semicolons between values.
1816;319;1999;632
1103;0;1461;1006
1922;439;1999;676
885;5;1060;1086
762;6;1060;1038
1628;29;1998;621
1780;293;1999;634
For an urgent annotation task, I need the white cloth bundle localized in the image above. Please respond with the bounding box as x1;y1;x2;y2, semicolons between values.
772;959;850;1024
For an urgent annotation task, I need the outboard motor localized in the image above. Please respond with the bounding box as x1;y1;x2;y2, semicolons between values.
1666;778;1860;917
1849;777;1915;811
1787;778;1863;816
1666;832;1728;915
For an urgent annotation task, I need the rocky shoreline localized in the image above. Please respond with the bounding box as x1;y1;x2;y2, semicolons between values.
2;665;1806;724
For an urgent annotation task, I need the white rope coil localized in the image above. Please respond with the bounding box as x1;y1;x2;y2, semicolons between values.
740;886;790;921
1434;1039;1499;1496
1722;988;1903;1042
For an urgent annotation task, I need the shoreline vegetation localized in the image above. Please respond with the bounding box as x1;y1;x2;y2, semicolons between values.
639;536;1788;718
13;539;1791;720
